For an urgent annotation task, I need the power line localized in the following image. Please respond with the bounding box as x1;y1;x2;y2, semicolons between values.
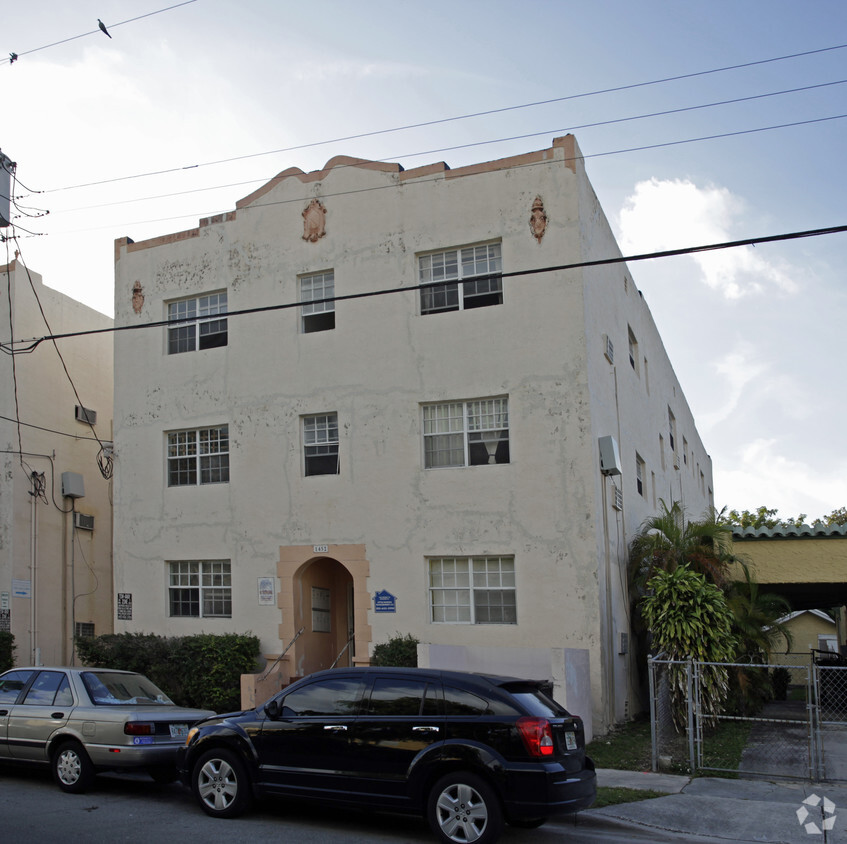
1;1;198;65
3;223;845;353
0;412;103;442
40;41;847;194
46;78;847;220
29;112;847;241
3;231;114;478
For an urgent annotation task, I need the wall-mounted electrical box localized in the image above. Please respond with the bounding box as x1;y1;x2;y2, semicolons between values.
598;436;622;476
61;472;85;499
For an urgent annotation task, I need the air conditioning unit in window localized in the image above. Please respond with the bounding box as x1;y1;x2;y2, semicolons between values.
603;335;614;364
612;485;623;511
75;405;97;425
74;512;95;531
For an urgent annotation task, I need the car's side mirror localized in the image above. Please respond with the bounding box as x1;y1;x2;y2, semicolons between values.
264;698;280;720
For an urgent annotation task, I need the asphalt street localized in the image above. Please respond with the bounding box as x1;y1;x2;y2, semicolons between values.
3;761;847;844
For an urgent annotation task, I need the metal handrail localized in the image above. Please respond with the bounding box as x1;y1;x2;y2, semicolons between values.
258;626;305;681
330;633;355;670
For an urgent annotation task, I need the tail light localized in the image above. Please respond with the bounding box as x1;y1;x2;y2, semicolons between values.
124;722;154;736
516;716;555;757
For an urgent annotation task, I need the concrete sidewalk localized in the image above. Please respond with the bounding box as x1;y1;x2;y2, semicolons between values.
578;769;847;843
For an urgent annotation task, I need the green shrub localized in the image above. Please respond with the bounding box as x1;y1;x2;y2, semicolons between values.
371;633;419;667
0;632;15;671
75;631;260;712
724;665;772;716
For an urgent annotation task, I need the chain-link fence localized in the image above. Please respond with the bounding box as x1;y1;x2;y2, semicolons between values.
647;655;836;781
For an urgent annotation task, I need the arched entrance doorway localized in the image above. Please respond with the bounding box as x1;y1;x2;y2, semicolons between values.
277;544;371;680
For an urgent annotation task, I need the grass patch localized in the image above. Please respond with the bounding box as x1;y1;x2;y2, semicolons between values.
587;716;653;771
588;713;750;777
699;718;751;776
593;786;668;808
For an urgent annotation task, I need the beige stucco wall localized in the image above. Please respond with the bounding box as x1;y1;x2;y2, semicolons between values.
111;137;712;735
734;537;847;584
0;263;114;664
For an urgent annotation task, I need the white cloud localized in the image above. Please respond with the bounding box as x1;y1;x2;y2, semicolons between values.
698;343;769;430
715;438;847;520
617;178;798;299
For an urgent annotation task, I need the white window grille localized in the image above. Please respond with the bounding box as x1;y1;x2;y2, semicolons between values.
168;561;231;618
304;414;339;476
167;425;229;486
423;398;509;468
301;271;335;333
428;557;516;624
419;243;502;314
167;292;228;354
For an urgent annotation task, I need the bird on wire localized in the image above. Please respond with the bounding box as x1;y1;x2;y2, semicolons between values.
97;19;112;38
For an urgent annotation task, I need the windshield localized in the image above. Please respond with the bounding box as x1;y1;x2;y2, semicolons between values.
81;671;175;706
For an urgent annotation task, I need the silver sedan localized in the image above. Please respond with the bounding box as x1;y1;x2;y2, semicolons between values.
0;666;214;793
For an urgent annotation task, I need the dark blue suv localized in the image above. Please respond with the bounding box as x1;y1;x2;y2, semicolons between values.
176;667;595;844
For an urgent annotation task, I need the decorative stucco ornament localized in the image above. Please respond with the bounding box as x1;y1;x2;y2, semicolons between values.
131;281;144;314
529;195;548;242
302;198;327;243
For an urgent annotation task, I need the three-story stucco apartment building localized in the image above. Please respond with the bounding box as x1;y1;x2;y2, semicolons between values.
112;135;712;736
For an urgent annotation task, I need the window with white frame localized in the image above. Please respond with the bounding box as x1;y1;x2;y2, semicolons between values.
428;556;516;624
168;561;231;618
419;242;502;314
628;326;639;374
423;398;509;468
167;292;228;354
301;271;335;333
167;425;229;486
304;413;339;476
636;453;645;497
668;407;677;455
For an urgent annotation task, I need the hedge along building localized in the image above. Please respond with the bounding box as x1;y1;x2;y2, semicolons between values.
112;136;713;738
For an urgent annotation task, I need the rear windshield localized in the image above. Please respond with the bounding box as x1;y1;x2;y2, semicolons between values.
82;671;174;706
506;685;568;718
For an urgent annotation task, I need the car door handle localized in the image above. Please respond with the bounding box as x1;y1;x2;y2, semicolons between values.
51;712;65;719
413;726;439;733
323;724;347;732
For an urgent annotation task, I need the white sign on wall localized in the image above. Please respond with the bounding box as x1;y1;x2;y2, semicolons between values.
11;579;31;599
258;577;275;606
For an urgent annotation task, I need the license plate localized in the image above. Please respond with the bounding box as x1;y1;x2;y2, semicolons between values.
564;731;577;750
169;723;189;738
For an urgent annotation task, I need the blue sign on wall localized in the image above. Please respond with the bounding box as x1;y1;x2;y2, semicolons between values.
373;589;397;613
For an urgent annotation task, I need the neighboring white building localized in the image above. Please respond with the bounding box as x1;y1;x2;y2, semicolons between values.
0;261;114;665
112;136;712;736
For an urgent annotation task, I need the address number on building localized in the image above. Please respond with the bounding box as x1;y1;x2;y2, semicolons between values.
313;545;328;553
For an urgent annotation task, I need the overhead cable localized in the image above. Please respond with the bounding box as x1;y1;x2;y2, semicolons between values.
3;223;845;354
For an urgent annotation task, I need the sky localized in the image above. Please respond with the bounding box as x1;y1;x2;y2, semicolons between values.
3;0;846;522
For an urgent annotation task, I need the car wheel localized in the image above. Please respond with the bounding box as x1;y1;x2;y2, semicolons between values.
148;765;178;784
427;771;504;844
52;741;96;794
192;748;252;818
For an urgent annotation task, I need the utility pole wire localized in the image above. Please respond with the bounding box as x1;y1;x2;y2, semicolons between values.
3;223;845;354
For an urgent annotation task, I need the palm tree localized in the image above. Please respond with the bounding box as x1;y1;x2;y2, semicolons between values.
628;500;735;594
725;563;793;661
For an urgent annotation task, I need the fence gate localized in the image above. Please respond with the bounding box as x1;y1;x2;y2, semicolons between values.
815;662;847;781
648;656;847;782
